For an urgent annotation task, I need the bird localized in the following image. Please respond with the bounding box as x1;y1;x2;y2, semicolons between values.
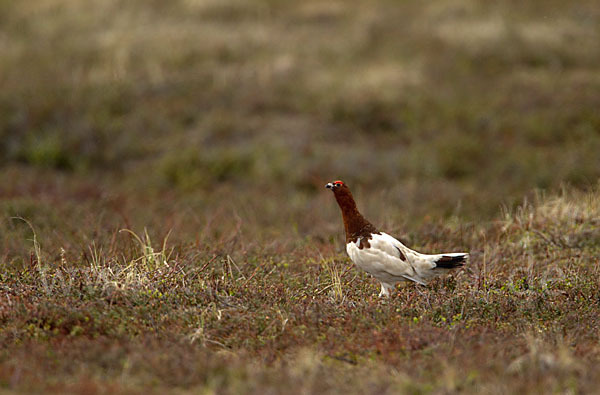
325;180;468;297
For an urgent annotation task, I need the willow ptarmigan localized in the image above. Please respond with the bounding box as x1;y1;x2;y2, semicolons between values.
326;180;468;297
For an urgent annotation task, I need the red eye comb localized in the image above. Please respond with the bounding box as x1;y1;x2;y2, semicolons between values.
334;180;344;185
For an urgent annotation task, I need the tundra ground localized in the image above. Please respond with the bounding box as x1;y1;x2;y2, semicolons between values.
1;0;600;393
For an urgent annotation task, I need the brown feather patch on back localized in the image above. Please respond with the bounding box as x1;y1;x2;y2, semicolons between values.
395;246;406;261
358;237;372;249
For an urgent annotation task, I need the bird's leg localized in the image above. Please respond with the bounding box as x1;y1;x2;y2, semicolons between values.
378;283;393;298
378;284;388;297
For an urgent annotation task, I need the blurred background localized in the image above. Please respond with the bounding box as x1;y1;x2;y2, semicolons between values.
1;0;599;260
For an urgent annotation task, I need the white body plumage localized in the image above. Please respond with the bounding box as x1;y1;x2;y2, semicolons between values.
346;232;468;297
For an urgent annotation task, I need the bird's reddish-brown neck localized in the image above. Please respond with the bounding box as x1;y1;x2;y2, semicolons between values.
332;187;379;243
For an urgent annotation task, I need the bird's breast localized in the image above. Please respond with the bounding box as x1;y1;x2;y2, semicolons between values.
346;238;383;274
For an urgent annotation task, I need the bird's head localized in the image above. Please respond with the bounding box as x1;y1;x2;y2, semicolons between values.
325;180;349;195
326;180;360;216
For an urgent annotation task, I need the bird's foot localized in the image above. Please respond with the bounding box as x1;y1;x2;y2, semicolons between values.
379;283;393;298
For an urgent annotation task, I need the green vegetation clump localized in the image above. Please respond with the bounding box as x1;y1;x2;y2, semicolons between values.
161;149;255;189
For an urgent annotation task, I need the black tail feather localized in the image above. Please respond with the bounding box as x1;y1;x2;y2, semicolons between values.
434;255;467;269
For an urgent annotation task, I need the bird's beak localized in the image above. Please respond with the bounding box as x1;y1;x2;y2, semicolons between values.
325;183;333;189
